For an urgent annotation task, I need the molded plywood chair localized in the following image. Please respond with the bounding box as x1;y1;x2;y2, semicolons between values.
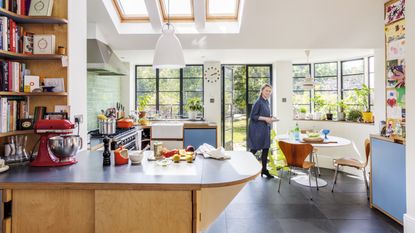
301;129;321;176
278;141;319;200
331;139;370;196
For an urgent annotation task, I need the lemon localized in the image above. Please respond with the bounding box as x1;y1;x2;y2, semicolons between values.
172;154;180;163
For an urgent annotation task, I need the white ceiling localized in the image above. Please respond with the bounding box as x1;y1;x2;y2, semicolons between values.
87;0;383;64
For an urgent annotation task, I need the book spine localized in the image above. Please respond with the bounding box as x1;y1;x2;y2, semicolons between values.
1;17;7;51
10;19;15;52
0;62;3;91
0;20;2;50
7;61;11;91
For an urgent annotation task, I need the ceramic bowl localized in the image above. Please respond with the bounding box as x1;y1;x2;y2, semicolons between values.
129;150;144;164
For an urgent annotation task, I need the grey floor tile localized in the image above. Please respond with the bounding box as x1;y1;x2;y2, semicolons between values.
316;204;378;220
203;212;227;233
332;219;403;233
278;219;338;233
227;218;284;233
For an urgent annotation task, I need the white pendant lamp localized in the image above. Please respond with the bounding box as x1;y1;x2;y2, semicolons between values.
302;50;314;90
153;0;185;69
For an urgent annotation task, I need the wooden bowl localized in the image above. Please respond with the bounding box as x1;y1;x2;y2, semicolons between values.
303;137;324;143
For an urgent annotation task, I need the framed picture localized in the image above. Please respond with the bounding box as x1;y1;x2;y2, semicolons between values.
29;0;54;16
33;35;56;54
385;19;405;43
44;78;65;92
385;0;405;25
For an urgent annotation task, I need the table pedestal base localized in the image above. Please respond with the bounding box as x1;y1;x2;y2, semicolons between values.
292;175;328;187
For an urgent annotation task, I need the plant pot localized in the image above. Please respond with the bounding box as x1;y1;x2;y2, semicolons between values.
139;111;147;119
337;112;345;121
362;112;373;123
312;112;322;120
188;111;198;120
299;112;306;119
326;113;333;121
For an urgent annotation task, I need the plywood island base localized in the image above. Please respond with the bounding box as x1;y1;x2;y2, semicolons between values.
0;151;261;233
8;184;247;233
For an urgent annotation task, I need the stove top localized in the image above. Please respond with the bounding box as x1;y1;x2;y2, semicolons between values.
89;127;137;140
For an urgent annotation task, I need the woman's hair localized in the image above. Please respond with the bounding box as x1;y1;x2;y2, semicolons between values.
259;83;272;97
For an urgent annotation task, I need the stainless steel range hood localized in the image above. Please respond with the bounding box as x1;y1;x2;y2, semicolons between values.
87;39;128;76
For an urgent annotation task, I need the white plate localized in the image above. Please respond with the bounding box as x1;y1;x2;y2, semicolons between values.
156;159;172;167
0;165;9;173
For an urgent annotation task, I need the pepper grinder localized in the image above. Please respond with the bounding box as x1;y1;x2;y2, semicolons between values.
102;137;111;166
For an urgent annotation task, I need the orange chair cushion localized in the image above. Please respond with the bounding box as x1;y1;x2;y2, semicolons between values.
334;158;364;169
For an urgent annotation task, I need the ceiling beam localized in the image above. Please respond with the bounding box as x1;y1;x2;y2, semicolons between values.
194;0;206;29
145;0;163;30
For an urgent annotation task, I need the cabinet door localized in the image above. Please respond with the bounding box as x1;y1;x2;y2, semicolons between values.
371;138;406;223
184;129;217;149
12;190;94;233
95;190;193;233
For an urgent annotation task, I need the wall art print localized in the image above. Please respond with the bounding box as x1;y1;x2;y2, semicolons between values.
385;0;405;25
386;39;405;60
386;60;405;88
385;19;405;43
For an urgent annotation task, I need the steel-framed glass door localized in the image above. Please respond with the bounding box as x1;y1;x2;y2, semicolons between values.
223;66;234;150
222;64;272;151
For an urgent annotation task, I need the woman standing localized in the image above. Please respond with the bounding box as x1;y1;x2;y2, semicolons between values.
248;84;277;178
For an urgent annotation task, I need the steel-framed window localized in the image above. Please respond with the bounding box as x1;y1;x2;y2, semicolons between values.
340;58;367;110
292;64;312;113
313;62;338;113
135;65;204;118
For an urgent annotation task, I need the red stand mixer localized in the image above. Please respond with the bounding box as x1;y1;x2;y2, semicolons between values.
31;119;81;167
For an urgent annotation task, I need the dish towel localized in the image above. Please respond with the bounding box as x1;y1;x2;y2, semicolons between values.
196;143;231;160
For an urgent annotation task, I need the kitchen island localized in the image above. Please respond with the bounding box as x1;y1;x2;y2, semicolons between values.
0;150;260;233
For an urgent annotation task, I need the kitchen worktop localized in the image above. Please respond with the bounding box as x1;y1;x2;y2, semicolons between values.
0;150;260;190
136;121;217;129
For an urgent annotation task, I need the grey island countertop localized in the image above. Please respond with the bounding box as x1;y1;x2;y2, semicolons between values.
0;151;261;190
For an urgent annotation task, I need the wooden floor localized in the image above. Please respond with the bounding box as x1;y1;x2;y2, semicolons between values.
204;168;403;233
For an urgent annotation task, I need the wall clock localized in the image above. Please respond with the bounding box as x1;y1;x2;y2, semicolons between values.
204;66;220;83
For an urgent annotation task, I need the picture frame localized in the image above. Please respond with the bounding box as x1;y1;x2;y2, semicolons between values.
384;0;405;25
43;78;65;92
29;0;54;16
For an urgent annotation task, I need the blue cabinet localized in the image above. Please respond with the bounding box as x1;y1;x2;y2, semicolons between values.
184;128;217;149
371;137;406;224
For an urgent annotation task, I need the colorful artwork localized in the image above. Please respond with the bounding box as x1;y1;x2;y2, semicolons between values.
386;39;405;60
386;89;402;120
386;60;405;88
385;19;405;42
385;0;405;25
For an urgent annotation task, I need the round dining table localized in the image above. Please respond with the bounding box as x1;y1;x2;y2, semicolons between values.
276;134;351;187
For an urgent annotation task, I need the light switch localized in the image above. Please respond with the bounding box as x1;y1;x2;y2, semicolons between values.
210;98;215;103
282;98;287;103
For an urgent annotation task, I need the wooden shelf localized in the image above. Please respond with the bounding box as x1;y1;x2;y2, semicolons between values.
0;50;64;60
0;8;68;24
0;92;68;96
0;130;34;137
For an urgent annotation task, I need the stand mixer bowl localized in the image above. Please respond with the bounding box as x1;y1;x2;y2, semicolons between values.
48;135;82;161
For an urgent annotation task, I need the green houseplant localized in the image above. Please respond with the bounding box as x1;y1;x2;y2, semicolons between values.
353;84;373;123
336;100;347;121
311;94;325;120
137;95;151;118
347;109;363;122
325;102;336;121
185;97;203;120
298;107;307;119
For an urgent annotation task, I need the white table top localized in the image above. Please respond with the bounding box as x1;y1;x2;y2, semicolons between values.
276;134;351;148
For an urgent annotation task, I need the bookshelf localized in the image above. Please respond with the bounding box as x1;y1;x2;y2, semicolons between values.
0;92;68;96
0;50;64;60
0;0;68;146
0;8;68;24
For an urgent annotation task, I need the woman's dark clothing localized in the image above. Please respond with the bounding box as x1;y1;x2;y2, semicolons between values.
247;96;271;150
250;148;269;172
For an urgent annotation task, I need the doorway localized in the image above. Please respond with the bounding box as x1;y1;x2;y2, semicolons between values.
222;65;273;151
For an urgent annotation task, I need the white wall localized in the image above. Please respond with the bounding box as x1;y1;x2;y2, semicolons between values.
68;0;87;143
405;0;415;231
203;61;222;145
273;52;385;176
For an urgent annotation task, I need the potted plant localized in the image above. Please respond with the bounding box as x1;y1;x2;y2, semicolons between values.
299;107;307;119
311;94;325;120
185;97;203;120
336;100;347;121
354;84;373;123
347;109;363;122
325;103;336;121
137;95;151;118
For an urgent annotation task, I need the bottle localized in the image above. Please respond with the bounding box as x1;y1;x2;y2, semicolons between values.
294;123;300;141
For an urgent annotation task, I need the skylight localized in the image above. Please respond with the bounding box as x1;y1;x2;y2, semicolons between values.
207;0;239;20
114;0;149;21
159;0;194;21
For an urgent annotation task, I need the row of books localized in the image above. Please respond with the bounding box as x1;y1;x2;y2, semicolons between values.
0;17;33;54
0;60;28;92
0;0;31;16
0;97;29;133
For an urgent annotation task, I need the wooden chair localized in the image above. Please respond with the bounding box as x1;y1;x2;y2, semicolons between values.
301;129;321;176
278;141;319;200
331;139;370;196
